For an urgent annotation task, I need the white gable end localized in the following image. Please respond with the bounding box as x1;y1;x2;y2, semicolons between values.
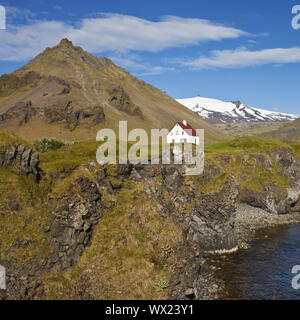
167;122;200;145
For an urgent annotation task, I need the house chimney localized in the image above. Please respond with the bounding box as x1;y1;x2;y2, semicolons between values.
183;120;187;126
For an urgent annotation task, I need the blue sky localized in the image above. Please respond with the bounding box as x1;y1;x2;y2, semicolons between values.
0;0;299;114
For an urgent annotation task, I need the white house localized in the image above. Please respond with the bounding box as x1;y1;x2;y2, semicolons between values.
167;120;200;145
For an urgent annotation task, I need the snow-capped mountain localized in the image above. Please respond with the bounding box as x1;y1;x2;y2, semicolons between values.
176;96;299;124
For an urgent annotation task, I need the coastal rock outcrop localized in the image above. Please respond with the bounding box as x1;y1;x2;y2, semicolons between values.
188;175;238;252
0;143;39;180
238;148;300;214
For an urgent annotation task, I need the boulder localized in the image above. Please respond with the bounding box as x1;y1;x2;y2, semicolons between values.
0;143;40;180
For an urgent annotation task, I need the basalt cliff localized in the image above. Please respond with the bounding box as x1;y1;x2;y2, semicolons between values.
0;134;299;300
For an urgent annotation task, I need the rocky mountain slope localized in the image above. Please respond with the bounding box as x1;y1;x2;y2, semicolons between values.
0;39;224;143
177;96;298;124
0;132;299;300
214;121;289;139
265;117;300;143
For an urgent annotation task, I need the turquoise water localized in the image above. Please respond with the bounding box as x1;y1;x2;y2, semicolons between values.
215;224;300;300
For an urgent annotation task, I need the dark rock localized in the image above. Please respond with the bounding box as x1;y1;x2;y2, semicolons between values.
130;168;143;181
232;101;241;108
185;288;195;299
251;154;273;172
60;87;70;95
107;85;144;119
44;99;73;124
91;106;106;125
8;202;20;211
239;149;299;214
188;175;239;252
48;176;102;271
0;101;38;126
273;148;295;168
48;75;70;88
239;187;287;214
162;166;184;193
72;81;82;89
0;71;41;97
44;99;105;129
0;143;40;180
118;164;133;177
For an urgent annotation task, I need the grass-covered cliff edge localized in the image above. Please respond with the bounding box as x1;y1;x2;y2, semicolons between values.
0;132;300;300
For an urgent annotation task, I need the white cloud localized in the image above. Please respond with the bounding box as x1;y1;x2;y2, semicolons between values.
0;21;73;61
0;13;248;61
184;47;300;69
139;66;175;76
72;14;248;52
5;6;38;25
109;53;175;76
53;6;63;11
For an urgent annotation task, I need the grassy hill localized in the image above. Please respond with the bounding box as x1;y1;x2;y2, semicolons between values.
0;39;224;144
215;121;289;138
265;117;300;143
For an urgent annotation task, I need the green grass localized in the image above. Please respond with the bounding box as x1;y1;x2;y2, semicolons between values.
39;138;158;175
205;136;290;153
229;136;289;151
201;173;228;194
41;182;182;300
264;118;300;143
0;167;52;266
202;138;292;195
291;143;300;158
39;140;100;173
0;131;29;147
205;140;238;153
240;168;290;192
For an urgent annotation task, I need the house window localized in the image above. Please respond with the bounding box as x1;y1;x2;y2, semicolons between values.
176;131;179;135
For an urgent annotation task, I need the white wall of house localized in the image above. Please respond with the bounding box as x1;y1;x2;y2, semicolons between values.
167;123;200;145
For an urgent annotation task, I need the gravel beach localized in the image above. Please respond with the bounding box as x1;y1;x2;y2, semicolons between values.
235;203;300;248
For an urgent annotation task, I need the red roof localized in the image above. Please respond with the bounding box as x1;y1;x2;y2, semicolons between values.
177;122;198;136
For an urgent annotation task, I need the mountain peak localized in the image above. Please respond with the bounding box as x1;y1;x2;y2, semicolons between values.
177;96;298;124
0;42;224;144
15;37;117;82
58;38;74;48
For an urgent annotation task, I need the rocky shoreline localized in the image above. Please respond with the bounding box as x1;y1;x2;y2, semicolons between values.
235;203;300;249
202;204;300;300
